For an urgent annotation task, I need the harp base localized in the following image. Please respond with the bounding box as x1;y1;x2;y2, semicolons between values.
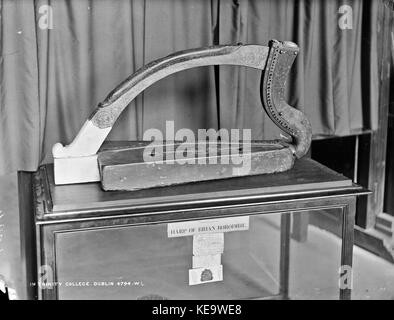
98;141;295;191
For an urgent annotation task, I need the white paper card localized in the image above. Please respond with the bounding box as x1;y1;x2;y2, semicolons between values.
193;233;224;256
167;216;249;238
192;254;221;268
189;265;223;285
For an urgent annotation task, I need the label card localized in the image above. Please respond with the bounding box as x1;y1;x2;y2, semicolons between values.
189;265;223;286
192;254;221;269
168;216;249;238
193;233;224;256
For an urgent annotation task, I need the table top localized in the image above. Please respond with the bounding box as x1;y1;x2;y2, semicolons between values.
34;156;368;222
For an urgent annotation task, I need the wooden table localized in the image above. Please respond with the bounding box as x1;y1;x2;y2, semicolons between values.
19;157;368;300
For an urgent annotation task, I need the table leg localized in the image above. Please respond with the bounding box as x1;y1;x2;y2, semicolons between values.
340;197;356;300
291;212;309;242
279;213;291;299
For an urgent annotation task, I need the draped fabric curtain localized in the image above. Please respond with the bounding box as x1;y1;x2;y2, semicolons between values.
0;0;380;174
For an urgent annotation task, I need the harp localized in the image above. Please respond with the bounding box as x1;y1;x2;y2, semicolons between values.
52;40;312;191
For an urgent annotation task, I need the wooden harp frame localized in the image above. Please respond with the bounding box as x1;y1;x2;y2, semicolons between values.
52;40;312;185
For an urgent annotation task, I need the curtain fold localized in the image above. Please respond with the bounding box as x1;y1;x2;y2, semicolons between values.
0;0;381;174
0;0;41;172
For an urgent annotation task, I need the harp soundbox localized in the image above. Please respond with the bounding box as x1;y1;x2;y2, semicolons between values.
52;40;312;191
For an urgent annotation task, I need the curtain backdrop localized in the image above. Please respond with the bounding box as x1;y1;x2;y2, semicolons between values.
0;0;381;174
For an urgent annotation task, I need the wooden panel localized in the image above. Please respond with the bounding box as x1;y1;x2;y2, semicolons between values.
0;172;36;300
363;1;393;228
384;119;394;215
17;172;37;300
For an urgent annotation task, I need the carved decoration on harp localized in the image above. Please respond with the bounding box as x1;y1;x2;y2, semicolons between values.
52;40;312;191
